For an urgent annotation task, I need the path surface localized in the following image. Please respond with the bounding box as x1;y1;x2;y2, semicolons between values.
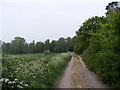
55;53;110;88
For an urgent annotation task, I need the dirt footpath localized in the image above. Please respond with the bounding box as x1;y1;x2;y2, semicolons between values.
55;54;74;88
55;53;110;88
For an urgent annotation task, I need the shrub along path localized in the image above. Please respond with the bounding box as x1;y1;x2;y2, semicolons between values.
55;53;110;88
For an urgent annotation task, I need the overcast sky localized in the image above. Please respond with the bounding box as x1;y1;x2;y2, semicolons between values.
0;0;117;43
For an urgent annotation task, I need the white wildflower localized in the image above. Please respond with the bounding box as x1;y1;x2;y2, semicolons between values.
17;85;23;88
14;78;18;81
11;81;16;84
4;78;9;82
24;84;28;87
0;78;5;82
8;81;12;84
20;81;23;84
20;81;24;84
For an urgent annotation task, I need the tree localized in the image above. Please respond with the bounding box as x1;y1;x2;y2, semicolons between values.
50;40;57;53
106;2;118;10
54;37;67;53
35;41;44;53
74;16;106;54
27;40;35;53
105;1;120;15
44;39;50;51
10;37;27;54
106;1;119;11
65;37;74;51
2;42;11;54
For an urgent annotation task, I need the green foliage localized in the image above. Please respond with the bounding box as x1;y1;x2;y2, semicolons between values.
80;9;120;88
54;37;72;53
2;42;11;54
106;1;119;14
2;37;74;54
2;53;71;88
35;42;44;53
10;37;27;54
74;16;106;54
27;40;35;53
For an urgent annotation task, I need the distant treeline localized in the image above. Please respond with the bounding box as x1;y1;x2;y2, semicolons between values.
74;1;120;88
2;37;74;54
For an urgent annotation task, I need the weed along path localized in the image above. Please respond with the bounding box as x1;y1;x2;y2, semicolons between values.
55;53;110;88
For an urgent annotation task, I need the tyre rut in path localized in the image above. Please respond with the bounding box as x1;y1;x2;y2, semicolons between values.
55;53;110;88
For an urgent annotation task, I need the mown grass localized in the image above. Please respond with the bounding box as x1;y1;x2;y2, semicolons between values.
2;53;71;88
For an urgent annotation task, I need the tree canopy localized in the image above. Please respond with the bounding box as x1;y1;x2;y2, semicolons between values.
2;37;74;54
74;16;106;54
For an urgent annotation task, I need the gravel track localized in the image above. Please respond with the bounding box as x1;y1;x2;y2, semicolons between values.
55;53;110;89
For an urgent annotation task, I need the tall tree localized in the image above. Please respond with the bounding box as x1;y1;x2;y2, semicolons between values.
54;37;66;52
105;1;120;15
44;39;50;51
27;40;35;53
10;37;26;54
65;37;74;51
74;16;106;54
35;41;44;53
50;40;57;52
2;42;11;54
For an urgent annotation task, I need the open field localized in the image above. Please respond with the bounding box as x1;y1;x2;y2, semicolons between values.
1;53;71;88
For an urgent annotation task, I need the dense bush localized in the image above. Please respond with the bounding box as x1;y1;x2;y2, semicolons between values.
81;10;119;88
74;16;105;54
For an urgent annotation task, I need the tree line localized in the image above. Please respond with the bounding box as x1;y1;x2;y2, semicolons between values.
2;37;74;54
74;1;119;88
